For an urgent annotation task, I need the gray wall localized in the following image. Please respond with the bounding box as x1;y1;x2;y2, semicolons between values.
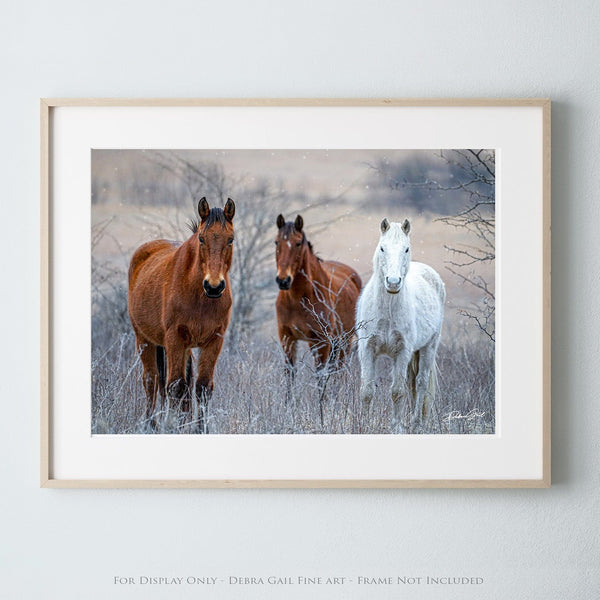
2;1;598;598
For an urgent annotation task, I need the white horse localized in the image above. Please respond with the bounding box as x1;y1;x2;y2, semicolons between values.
356;218;445;431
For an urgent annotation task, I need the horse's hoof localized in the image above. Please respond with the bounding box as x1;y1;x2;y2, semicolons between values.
360;386;374;404
195;382;213;404
167;378;187;401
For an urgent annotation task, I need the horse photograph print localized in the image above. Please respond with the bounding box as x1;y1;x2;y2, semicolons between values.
91;148;495;435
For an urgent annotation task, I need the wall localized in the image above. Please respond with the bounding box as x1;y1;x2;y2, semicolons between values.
2;1;599;598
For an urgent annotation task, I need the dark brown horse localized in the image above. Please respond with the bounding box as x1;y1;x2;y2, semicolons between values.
128;197;235;428
275;214;362;382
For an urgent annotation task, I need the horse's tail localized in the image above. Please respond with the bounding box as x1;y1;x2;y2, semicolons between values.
156;346;166;392
408;353;419;401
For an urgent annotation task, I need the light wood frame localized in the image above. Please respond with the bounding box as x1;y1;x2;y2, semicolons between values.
40;98;551;488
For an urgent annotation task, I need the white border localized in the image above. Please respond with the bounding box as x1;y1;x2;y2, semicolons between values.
50;105;543;480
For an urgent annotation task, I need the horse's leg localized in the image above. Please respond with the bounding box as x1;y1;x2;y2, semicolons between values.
310;339;332;387
390;347;413;432
309;339;332;427
180;350;194;413
407;350;419;413
411;338;439;431
279;331;297;402
156;345;167;402
185;351;193;388
195;334;225;433
357;336;377;404
310;339;331;370
136;335;159;427
164;328;190;408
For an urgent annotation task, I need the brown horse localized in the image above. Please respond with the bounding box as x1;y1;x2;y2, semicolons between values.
275;214;362;383
128;197;235;428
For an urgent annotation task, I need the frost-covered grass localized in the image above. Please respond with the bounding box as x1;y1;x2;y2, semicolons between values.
92;323;494;435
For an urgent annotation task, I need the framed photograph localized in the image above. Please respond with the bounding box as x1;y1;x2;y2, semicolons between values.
41;98;550;487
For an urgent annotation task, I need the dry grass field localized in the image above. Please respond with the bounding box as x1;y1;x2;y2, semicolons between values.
91;149;495;435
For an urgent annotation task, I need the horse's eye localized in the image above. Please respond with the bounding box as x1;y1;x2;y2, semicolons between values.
228;238;234;245
405;248;409;253
380;246;384;252
198;236;205;244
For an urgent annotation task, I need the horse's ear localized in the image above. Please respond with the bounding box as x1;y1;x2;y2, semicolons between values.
294;214;304;232
276;214;285;229
224;198;235;222
380;218;390;234
402;218;411;235
198;197;210;222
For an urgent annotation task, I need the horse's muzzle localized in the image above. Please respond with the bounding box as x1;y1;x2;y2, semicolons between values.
203;279;226;298
276;276;292;290
385;276;402;294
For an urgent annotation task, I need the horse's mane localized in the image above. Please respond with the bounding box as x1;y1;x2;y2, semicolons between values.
281;222;322;262
307;240;321;260
187;207;228;234
187;219;200;234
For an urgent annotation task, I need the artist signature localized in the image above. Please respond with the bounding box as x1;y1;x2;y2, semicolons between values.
445;409;486;423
